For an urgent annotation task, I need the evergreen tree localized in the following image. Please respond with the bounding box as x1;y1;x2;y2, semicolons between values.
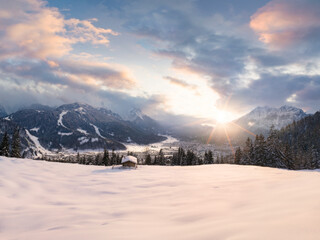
111;149;117;165
177;147;186;165
116;154;121;165
77;152;80;163
216;154;221;164
145;154;152;165
310;146;319;169
154;155;158;165
158;149;165;165
253;134;267;166
11;127;21;158
234;147;242;164
102;148;110;166
207;150;214;164
171;152;178;165
0;131;10;157
94;154;101;165
186;150;197;165
204;151;208;164
242;137;253;165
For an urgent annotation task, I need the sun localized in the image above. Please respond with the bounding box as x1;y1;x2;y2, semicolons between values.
216;110;232;124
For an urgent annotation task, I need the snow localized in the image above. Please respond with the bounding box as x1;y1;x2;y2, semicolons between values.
75;107;86;114
1;157;320;240
30;127;40;132
121;155;137;164
57;111;68;128
77;128;88;135
58;131;73;136
3;116;10;121
90;123;105;139
25;130;49;154
127;136;132;143
78;137;89;145
124;135;178;152
91;138;98;143
237;105;307;131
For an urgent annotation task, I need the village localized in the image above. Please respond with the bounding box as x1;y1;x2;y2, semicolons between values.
37;136;234;166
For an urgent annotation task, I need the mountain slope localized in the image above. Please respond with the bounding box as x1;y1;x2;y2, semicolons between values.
234;105;307;135
126;108;163;134
5;103;166;154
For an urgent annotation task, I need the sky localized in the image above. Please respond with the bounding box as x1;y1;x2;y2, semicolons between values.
0;0;319;124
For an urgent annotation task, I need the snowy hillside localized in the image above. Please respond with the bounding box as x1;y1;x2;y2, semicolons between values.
235;105;307;134
1;157;320;240
2;103;165;156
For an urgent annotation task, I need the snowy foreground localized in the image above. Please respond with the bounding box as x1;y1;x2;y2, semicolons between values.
1;157;320;240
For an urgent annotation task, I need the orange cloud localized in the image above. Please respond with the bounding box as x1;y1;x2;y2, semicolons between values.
0;0;118;60
0;0;136;92
250;0;320;48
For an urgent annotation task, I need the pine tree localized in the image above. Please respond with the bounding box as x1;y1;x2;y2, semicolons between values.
94;154;101;165
234;147;242;164
253;134;267;166
216;154;221;164
153;156;158;165
207;150;214;164
102;148;110;166
111;149;117;165
158;149;165;165
171;152;178;165
145;154;152;165
116;154;121;165
77;152;80;163
11;127;21;158
0;131;10;157
241;137;253;165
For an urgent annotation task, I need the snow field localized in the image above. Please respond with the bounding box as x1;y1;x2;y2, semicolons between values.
0;157;320;240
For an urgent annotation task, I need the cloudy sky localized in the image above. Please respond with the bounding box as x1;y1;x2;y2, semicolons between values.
0;0;319;123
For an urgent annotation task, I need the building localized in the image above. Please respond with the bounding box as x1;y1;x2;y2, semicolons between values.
121;156;137;167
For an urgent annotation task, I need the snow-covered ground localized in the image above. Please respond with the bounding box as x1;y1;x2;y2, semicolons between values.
1;157;320;240
124;135;178;152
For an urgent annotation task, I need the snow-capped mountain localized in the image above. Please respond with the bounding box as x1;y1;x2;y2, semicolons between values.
126;108;164;134
2;103;166;156
235;105;308;134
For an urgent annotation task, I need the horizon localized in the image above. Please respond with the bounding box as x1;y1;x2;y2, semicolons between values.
0;0;319;124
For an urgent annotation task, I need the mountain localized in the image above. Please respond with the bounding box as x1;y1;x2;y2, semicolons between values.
3;103;166;155
202;105;308;146
0;118;38;158
234;105;307;135
0;105;7;117
235;110;320;170
126;108;163;134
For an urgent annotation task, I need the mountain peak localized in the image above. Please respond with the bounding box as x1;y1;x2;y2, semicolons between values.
236;105;307;134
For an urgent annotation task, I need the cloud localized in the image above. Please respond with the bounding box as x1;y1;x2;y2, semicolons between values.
0;0;117;60
0;0;138;114
126;6;251;96
164;76;197;90
229;73;320;112
250;0;320;49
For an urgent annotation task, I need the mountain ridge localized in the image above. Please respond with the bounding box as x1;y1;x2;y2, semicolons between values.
1;103;166;157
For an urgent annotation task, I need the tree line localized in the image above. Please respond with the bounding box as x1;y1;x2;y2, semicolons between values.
234;115;320;170
0;127;21;158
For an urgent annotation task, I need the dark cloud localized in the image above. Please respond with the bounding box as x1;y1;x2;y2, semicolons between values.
229;74;320;112
122;0;320;112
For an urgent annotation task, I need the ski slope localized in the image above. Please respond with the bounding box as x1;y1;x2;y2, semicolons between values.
1;157;320;240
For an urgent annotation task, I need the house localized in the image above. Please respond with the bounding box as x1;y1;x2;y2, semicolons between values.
121;155;137;167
